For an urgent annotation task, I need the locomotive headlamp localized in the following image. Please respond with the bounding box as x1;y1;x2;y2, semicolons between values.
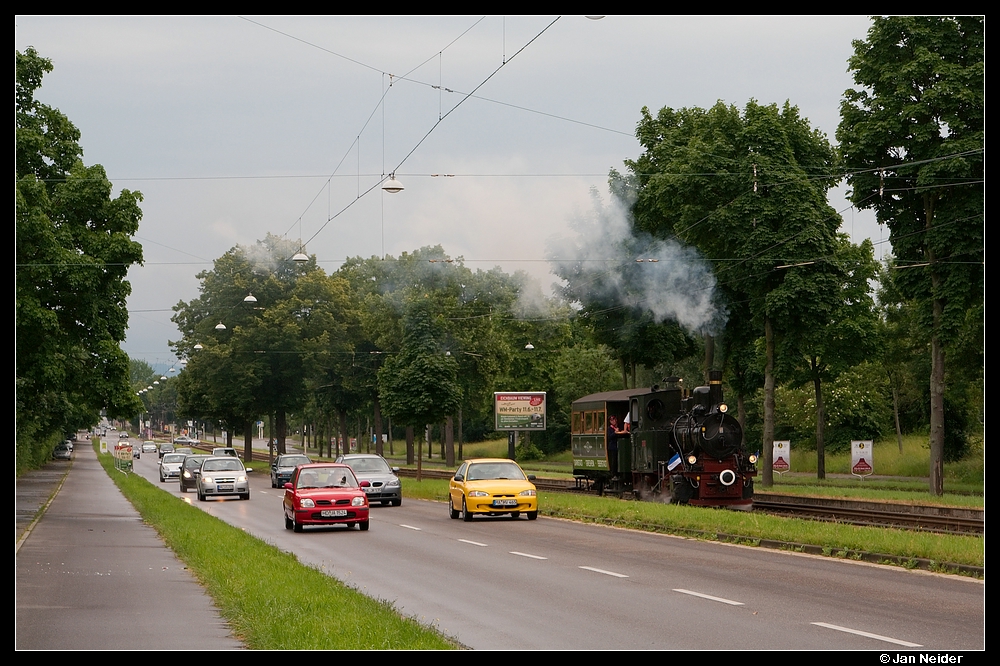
719;403;728;413
687;455;697;465
748;454;758;464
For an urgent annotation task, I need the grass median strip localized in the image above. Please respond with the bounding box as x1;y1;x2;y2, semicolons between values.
94;443;456;649
406;479;983;573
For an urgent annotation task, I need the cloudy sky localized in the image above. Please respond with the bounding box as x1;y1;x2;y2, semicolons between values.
16;16;885;371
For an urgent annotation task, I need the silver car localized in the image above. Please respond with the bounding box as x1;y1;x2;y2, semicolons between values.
336;454;402;506
159;453;186;482
197;456;250;501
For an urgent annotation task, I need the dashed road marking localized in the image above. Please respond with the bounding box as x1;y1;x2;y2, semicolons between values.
458;539;488;547
673;589;744;606
811;622;922;647
399;524;422;531
579;566;629;578
510;551;547;560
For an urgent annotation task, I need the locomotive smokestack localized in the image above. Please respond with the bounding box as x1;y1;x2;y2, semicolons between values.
708;369;723;405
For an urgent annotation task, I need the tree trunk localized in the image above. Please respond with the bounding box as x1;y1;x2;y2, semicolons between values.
737;393;747;448
812;356;825;480
929;325;945;495
374;395;384;456
892;384;903;454
445;416;455;467
458;406;463;460
243;419;254;463
925;193;945;496
761;316;775;487
339;410;349;458
405;425;414;465
276;410;287;455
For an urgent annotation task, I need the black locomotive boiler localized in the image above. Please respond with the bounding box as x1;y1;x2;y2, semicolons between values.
571;370;756;509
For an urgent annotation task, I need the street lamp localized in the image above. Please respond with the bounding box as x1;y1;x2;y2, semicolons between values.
382;173;404;193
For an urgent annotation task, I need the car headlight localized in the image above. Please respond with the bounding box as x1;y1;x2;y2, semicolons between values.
469;490;489;497
202;476;214;484
386;478;400;487
519;489;536;496
237;475;247;483
183;470;191;478
351;496;365;506
300;498;315;508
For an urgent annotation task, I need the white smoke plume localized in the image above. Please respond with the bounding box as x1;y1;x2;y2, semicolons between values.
548;187;723;335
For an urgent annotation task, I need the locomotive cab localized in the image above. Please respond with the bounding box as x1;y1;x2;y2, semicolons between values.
572;372;756;510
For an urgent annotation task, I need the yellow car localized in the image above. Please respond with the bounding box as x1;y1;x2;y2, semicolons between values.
449;458;538;521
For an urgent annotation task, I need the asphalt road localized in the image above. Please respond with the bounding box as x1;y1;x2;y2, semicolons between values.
132;450;984;650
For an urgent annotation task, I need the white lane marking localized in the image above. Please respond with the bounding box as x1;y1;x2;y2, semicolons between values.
673;589;744;606
458;539;488;547
399;524;422;531
811;622;922;647
579;566;629;578
510;551;547;560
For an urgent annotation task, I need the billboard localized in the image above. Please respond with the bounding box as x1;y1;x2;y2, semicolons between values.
494;392;546;431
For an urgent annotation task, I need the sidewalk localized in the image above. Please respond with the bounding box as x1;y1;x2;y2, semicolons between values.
16;444;243;650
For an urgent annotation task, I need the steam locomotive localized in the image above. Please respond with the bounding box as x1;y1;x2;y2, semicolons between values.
571;370;756;509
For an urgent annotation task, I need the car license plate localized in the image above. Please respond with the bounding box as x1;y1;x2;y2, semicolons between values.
493;499;517;507
321;509;348;517
218;484;234;491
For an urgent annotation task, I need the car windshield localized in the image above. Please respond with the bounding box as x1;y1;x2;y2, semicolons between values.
279;456;310;467
162;454;185;463
346;457;391;474
184;457;207;469
202;459;244;472
296;467;359;489
466;462;526;481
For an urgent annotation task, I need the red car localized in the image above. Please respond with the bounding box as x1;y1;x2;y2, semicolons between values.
283;464;370;532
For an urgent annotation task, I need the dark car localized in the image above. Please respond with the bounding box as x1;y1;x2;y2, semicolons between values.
158;443;175;459
179;455;211;493
271;454;311;488
336;454;402;506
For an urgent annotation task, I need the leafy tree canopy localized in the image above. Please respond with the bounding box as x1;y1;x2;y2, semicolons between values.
16;47;143;465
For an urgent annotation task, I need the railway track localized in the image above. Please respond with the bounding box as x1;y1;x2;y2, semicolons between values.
395;467;983;535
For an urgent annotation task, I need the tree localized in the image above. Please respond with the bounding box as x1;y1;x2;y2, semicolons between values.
778;237;879;477
16;48;143;470
838;17;984;494
377;298;462;467
172;236;356;460
627;100;845;486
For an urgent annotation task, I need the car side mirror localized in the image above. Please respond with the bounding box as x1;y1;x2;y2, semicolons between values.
528;475;536;481
283;483;294;490
360;480;371;487
454;474;464;482
391;467;400;473
245;467;253;473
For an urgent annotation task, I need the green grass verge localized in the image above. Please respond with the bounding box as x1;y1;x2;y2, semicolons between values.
402;478;983;571
93;442;456;649
788;433;984;488
766;478;984;507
